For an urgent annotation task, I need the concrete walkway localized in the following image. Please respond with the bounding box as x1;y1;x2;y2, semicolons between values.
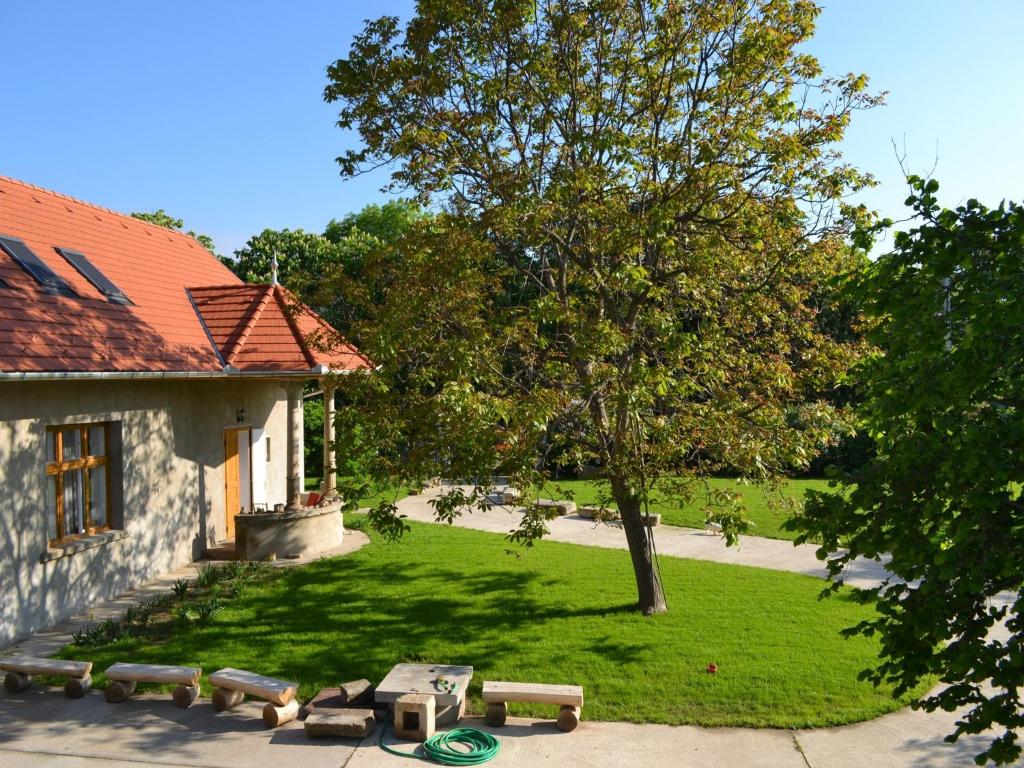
0;499;1017;767
0;687;1005;768
395;485;891;588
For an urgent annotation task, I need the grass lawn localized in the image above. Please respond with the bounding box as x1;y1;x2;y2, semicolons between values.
538;477;833;541
59;519;921;728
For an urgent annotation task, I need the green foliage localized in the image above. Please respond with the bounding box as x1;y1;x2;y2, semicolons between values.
195;563;224;589
71;618;128;647
171;578;190;601
324;0;878;612
229;227;337;287
789;178;1024;765
304;395;324;478
58;521;927;727
131;209;220;259
227;200;426;342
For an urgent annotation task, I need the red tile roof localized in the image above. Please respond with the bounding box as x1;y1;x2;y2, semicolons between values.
0;176;368;375
189;284;370;373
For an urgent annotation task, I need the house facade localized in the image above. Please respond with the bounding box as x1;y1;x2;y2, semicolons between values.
0;177;369;647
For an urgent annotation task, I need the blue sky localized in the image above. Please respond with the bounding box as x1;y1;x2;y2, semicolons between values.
2;1;1022;256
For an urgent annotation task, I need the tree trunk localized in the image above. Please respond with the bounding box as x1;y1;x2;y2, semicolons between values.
612;479;668;615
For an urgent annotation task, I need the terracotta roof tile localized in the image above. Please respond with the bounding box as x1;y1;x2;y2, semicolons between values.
0;176;368;375
189;284;371;373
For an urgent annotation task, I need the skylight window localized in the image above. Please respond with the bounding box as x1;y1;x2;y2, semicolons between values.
0;235;76;297
55;247;132;305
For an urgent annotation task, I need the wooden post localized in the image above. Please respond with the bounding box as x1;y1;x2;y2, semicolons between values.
322;382;338;500
65;675;92;698
4;672;31;693
556;705;581;732
263;698;300;728
213;687;245;711
484;701;507;727
173;683;200;708
284;382;305;510
105;680;136;703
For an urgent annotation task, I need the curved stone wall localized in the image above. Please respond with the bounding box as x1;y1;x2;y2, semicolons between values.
234;502;344;561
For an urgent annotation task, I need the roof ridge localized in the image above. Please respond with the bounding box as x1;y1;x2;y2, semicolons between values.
272;285;319;369
275;284;373;369
0;174;211;249
223;284;275;366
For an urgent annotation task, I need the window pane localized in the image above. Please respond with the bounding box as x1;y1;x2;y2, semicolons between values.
61;429;82;461
46;431;56;463
63;469;85;536
89;466;108;528
88;426;106;457
46;474;58;541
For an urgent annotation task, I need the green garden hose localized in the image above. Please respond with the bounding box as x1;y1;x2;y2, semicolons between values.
378;725;500;765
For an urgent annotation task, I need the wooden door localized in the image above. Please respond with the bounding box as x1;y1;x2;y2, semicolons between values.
224;429;241;540
224;427;253;540
224;431;239;540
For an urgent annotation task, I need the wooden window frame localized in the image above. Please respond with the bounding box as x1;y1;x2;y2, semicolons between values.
45;422;112;546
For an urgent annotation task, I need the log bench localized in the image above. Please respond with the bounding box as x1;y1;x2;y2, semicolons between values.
104;663;201;708
209;667;300;727
0;656;93;698
482;680;583;732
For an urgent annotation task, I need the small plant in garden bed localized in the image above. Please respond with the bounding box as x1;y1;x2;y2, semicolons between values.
68;561;279;649
72;618;129;647
171;578;190;601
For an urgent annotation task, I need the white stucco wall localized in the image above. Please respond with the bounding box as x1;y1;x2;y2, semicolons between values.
0;377;294;648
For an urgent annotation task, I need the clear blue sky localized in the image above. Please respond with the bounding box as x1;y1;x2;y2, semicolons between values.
2;1;1022;256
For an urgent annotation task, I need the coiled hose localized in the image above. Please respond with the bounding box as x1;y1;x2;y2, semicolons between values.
378;725;500;765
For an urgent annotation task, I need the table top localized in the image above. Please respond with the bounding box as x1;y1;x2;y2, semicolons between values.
375;663;473;706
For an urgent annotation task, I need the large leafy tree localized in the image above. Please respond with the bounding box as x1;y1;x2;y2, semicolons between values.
791;179;1024;765
325;0;878;614
229;201;424;338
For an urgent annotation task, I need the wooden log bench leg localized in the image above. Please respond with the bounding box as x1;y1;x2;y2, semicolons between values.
213;686;245;712
556;705;580;732
173;683;200;708
105;680;136;703
263;699;299;728
65;675;92;699
484;701;507;727
4;671;31;693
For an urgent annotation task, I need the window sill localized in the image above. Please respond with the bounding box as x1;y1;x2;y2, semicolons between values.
39;530;128;563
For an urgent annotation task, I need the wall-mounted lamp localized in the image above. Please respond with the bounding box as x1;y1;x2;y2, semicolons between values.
236;408;247;423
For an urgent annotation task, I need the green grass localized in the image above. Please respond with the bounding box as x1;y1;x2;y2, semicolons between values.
538;477;833;541
59;519;922;728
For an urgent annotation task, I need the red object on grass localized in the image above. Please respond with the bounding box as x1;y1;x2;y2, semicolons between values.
707;663;718;674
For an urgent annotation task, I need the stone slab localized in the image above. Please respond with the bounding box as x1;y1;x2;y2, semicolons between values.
375;663;472;707
299;682;375;720
535;499;577;515
304;709;376;738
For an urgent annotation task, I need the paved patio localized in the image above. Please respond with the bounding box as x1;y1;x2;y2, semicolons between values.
0;686;1005;768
